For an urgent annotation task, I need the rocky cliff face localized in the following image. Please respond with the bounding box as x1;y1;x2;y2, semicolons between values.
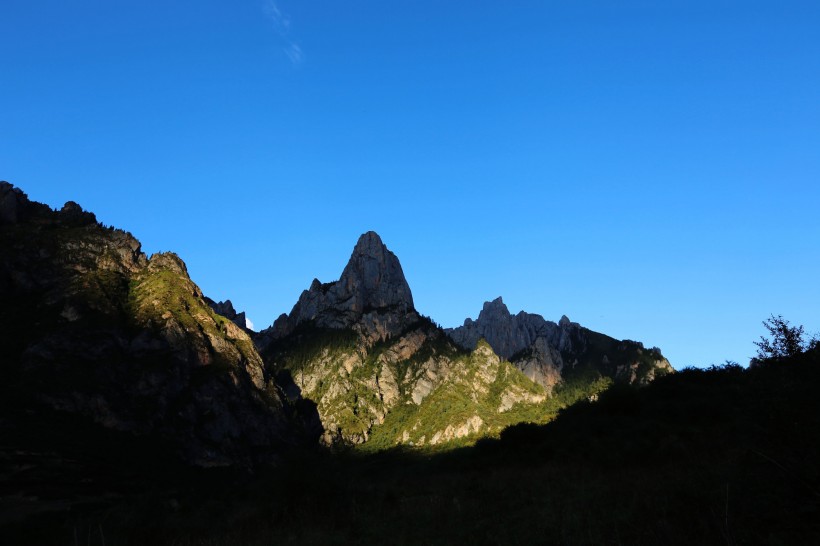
263;319;548;447
205;298;248;330
447;297;673;390
2;181;674;458
258;234;549;447
447;297;570;359
260;231;417;345
0;182;307;466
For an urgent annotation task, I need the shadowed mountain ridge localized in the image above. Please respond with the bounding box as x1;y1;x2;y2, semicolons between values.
0;182;312;466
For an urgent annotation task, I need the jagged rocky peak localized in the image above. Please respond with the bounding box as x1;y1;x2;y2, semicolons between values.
559;315;572;327
447;297;673;389
339;231;414;313
478;296;510;321
447;297;559;360
210;298;238;317
446;298;587;390
205;297;248;330
264;231;416;340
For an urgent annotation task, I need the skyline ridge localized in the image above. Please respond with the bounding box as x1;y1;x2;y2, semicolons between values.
3;179;807;369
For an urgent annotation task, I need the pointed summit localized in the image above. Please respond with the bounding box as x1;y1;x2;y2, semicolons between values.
263;232;415;340
352;230;385;254
338;231;414;313
449;297;553;360
559;315;572;327
479;297;509;319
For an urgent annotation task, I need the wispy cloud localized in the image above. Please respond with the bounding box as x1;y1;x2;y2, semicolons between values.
264;0;290;33
245;317;255;331
285;43;304;64
264;0;303;65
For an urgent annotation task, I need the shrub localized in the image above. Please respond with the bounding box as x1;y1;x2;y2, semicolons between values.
754;314;809;360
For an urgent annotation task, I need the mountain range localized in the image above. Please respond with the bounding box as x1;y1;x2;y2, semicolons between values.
3;181;819;545
256;230;671;448
1;182;671;462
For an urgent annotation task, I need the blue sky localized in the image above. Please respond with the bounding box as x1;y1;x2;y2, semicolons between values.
2;1;818;367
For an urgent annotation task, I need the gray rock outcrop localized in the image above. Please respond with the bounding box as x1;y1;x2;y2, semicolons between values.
446;297;577;390
447;297;672;389
262;231;416;342
447;297;574;359
205;298;248;330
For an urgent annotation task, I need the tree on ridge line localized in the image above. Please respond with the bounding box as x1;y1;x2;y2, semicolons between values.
753;314;817;361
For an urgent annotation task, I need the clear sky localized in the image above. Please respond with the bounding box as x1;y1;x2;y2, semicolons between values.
2;1;818;368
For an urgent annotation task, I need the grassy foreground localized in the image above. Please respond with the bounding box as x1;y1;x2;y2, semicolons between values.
2;348;819;545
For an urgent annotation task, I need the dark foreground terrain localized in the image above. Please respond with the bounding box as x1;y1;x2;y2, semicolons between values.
2;348;818;545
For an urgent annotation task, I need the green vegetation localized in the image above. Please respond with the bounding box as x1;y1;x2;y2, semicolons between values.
8;194;816;542
577;329;671;384
264;322;359;375
266;319;634;451
754;313;818;360
1;215;268;427
72;269;131;319
127;262;262;372
362;339;612;452
5;338;818;545
129;269;207;331
265;323;384;439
